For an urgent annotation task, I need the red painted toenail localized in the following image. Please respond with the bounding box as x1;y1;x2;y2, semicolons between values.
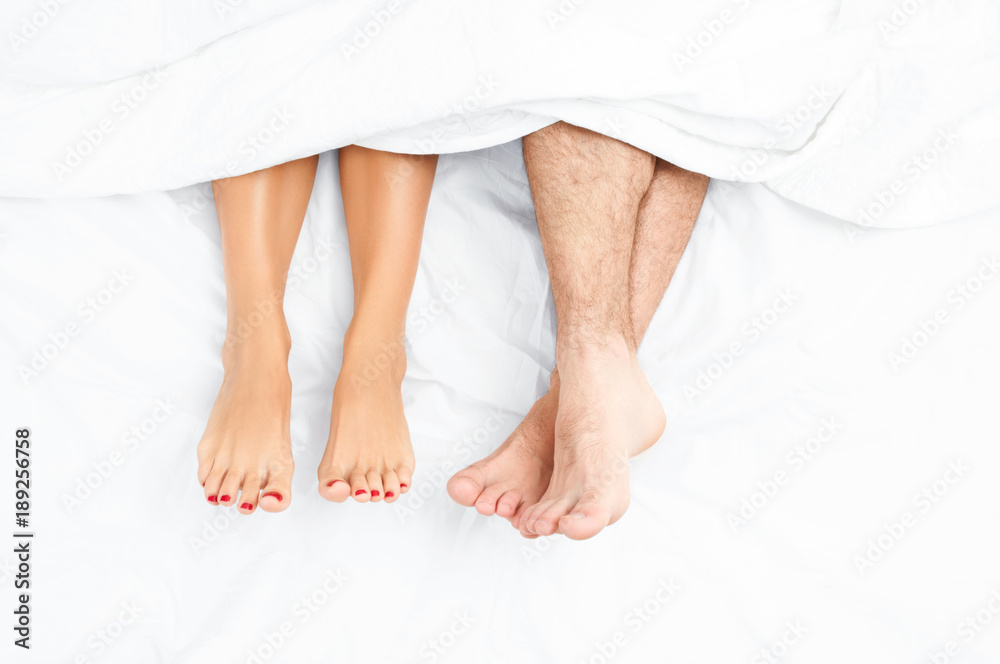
327;480;344;487
355;490;367;496
219;495;230;502
371;490;380;497
207;496;218;503
400;483;408;489
262;492;283;502
385;491;394;498
240;503;253;511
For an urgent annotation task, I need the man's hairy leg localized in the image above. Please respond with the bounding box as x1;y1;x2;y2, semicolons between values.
447;154;707;536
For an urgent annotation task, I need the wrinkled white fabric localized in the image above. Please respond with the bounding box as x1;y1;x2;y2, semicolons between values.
2;147;999;663
1;0;998;227
3;2;1000;661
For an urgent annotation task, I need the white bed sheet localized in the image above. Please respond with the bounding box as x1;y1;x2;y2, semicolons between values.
2;144;1000;663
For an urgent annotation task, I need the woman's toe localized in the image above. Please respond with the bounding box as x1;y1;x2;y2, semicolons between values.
349;470;370;503
204;466;227;505
259;480;291;513
397;467;413;494
238;475;261;514
382;470;401;503
217;472;241;507
366;470;384;502
319;472;351;503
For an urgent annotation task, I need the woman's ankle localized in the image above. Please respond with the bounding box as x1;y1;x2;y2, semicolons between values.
220;312;292;373
340;325;408;389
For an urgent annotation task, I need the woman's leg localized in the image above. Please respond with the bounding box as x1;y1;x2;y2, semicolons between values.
318;147;437;503
197;156;318;514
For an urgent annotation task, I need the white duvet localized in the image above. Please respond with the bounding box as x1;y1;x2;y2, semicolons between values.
2;1;1000;663
2;0;999;226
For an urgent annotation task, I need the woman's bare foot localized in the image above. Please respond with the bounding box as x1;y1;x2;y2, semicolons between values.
317;326;415;504
447;372;559;527
518;336;665;540
197;320;295;515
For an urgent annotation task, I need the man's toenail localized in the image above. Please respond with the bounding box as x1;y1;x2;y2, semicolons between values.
219;495;230;502
240;503;253;511
371;490;380;498
385;491;394;498
355;490;367;496
568;513;585;519
207;496;218;503
262;492;283;502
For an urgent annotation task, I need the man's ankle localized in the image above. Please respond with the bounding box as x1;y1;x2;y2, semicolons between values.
555;329;632;366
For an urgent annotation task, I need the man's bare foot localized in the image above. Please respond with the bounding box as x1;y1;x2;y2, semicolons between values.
446;373;559;527
518;336;665;540
317;327;415;504
197;320;295;515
